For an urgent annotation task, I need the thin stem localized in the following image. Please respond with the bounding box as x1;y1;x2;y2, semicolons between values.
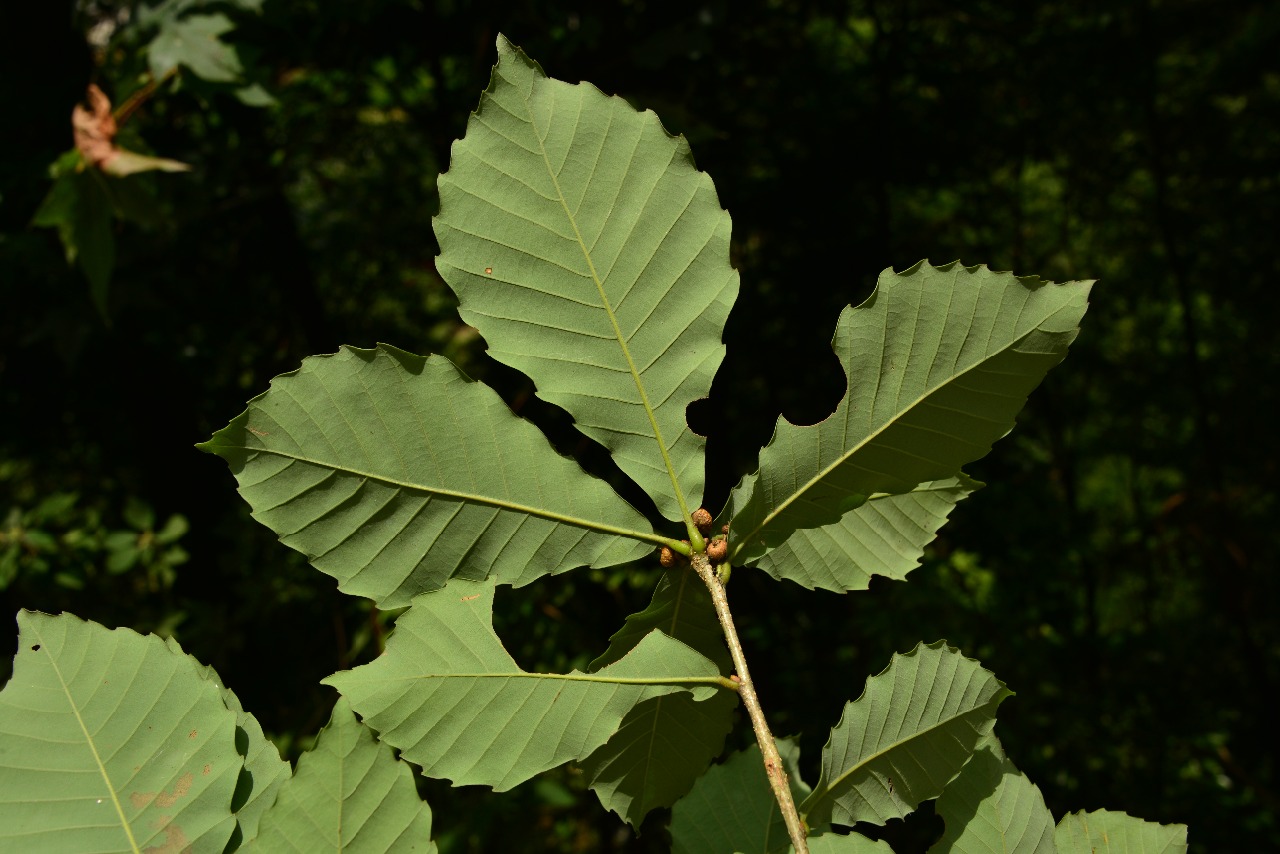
692;552;808;854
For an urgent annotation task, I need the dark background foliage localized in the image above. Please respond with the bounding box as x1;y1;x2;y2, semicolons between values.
2;1;1276;850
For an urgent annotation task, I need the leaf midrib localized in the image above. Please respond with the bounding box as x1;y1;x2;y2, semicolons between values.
357;671;737;690
219;444;675;549
733;324;1047;561
33;624;141;854
525;80;696;529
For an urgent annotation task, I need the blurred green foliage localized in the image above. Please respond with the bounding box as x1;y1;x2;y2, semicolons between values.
2;1;1277;850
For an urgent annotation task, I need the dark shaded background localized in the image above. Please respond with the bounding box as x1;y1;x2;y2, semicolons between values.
2;1;1277;850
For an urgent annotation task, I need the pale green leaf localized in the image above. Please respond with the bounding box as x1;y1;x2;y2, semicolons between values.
181;649;290;848
149;13;244;83
750;475;979;592
589;567;731;673
801;641;1011;828
323;578;730;791
670;740;808;854
729;262;1091;565
580;569;737;825
1054;809;1188;853
249;697;435;853
0;611;241;853
433;35;739;521
928;736;1055;854
199;345;656;609
801;831;895;853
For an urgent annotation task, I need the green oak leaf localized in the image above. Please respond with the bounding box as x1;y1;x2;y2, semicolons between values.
670;739;810;854
801;641;1011;828
200;345;656;608
0;611;242;853
580;568;737;826
433;35;739;522
928;735;1055;854
729;261;1090;565
249;697;435;852
1054;809;1188;853
323;578;731;791
748;475;980;592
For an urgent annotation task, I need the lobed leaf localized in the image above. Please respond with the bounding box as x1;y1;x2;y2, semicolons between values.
580;569;737;826
249;697;435;853
434;35;739;521
200;345;655;608
928;736;1055;854
1054;809;1188;853
749;475;980;592
801;641;1011;828
0;611;242;853
323;577;730;791
729;261;1091;565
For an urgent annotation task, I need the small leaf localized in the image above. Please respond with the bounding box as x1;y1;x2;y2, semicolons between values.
324;578;728;791
750;475;980;592
1054;809;1188;853
729;262;1091;565
149;13;245;83
103;148;192;176
249;697;435;852
200;345;656;608
928;736;1055;854
0;611;242;852
580;569;737;826
801;641;1011;828
434;35;739;521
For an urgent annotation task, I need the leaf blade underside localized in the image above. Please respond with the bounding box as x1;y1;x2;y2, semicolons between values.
927;736;1056;854
670;740;808;854
1054;809;1189;854
749;475;980;592
730;261;1091;565
580;569;737;826
433;35;739;521
0;611;242;854
800;641;1011;828
200;345;655;609
249;697;435;853
323;578;728;792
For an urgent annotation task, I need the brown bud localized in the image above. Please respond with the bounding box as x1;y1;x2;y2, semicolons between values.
659;546;676;567
691;508;713;535
721;524;730;535
707;538;729;563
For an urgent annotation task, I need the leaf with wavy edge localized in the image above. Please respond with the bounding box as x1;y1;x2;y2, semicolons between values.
729;261;1091;566
0;611;241;853
670;739;809;854
249;697;435;852
928;735;1055;854
182;648;290;849
1055;809;1188;853
200;345;657;609
324;577;732;791
749;475;980;592
580;569;736;826
801;641;1011;828
433;35;739;523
